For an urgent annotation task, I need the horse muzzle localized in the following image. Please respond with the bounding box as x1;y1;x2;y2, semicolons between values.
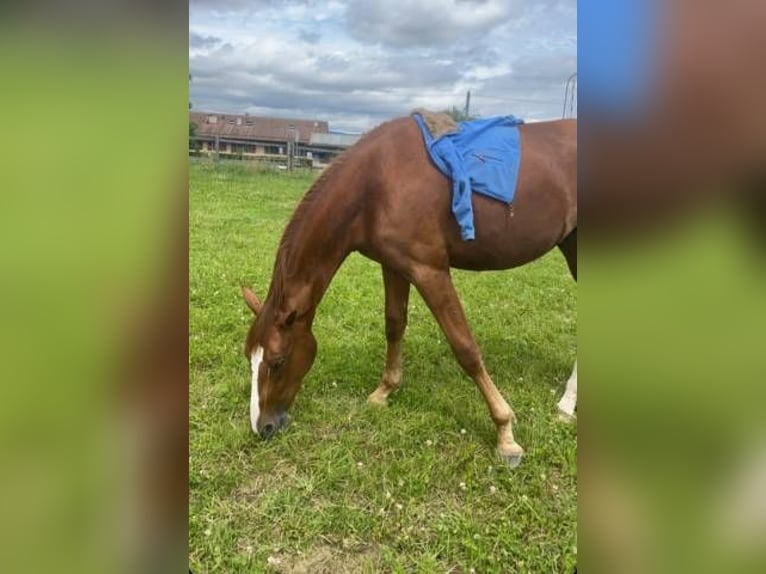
258;412;289;440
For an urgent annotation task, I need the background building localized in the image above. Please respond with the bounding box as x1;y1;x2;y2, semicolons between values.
189;111;361;169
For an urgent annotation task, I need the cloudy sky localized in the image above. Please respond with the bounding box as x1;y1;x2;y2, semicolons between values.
189;0;576;132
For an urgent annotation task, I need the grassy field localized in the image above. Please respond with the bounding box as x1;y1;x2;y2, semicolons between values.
189;160;577;573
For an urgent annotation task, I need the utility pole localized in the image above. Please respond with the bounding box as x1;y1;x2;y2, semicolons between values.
562;73;577;118
464;90;471;119
286;128;299;171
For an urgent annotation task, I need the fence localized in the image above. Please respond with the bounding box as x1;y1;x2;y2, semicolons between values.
189;135;344;170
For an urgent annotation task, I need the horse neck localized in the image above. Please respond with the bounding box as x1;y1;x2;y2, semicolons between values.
269;166;361;318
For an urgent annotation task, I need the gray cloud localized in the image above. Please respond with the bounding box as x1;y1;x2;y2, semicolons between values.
189;0;575;130
508;55;577;91
189;0;278;11
346;0;523;47
189;32;223;49
190;42;468;119
298;28;321;44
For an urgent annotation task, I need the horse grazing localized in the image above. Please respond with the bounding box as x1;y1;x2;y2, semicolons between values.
242;113;576;467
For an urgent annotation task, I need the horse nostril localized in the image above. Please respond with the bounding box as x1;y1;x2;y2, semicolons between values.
260;422;276;440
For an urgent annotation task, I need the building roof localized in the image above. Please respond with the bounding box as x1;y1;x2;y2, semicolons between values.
190;111;329;144
309;132;362;148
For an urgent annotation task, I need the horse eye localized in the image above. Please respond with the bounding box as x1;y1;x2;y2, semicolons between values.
269;357;286;371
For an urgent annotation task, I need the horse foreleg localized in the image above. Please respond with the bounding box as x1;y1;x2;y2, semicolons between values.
368;266;410;406
557;360;577;422
412;267;524;467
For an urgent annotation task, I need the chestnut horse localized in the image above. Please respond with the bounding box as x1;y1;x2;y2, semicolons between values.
242;114;576;466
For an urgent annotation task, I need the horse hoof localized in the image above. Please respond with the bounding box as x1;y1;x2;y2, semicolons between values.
367;390;388;407
498;443;524;468
557;410;576;424
500;451;524;468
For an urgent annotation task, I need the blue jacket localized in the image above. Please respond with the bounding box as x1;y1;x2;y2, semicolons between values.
413;112;524;240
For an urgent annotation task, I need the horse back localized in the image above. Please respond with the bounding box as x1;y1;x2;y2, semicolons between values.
353;117;576;273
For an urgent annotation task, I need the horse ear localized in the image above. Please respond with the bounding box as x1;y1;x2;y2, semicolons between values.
241;286;262;315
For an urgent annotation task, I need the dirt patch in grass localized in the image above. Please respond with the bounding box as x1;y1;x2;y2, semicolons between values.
234;460;299;502
269;544;380;574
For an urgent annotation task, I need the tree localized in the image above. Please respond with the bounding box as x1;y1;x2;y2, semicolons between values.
189;121;200;152
189;74;200;152
442;105;478;122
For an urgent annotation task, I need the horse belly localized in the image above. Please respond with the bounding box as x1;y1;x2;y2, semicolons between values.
447;190;573;271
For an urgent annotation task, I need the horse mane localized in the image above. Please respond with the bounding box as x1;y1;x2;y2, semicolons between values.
267;156;345;307
265;117;405;311
410;108;459;139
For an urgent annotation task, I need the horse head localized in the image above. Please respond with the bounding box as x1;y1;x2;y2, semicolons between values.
241;286;317;440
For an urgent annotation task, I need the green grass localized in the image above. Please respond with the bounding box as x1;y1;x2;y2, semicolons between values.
189;160;577;573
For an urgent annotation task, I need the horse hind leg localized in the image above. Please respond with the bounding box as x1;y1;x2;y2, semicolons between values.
368;266;410;406
557;228;577;422
558;227;576;281
557;360;577;422
410;265;524;467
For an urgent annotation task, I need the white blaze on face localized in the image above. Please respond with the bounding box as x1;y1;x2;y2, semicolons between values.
250;346;264;434
557;360;578;417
